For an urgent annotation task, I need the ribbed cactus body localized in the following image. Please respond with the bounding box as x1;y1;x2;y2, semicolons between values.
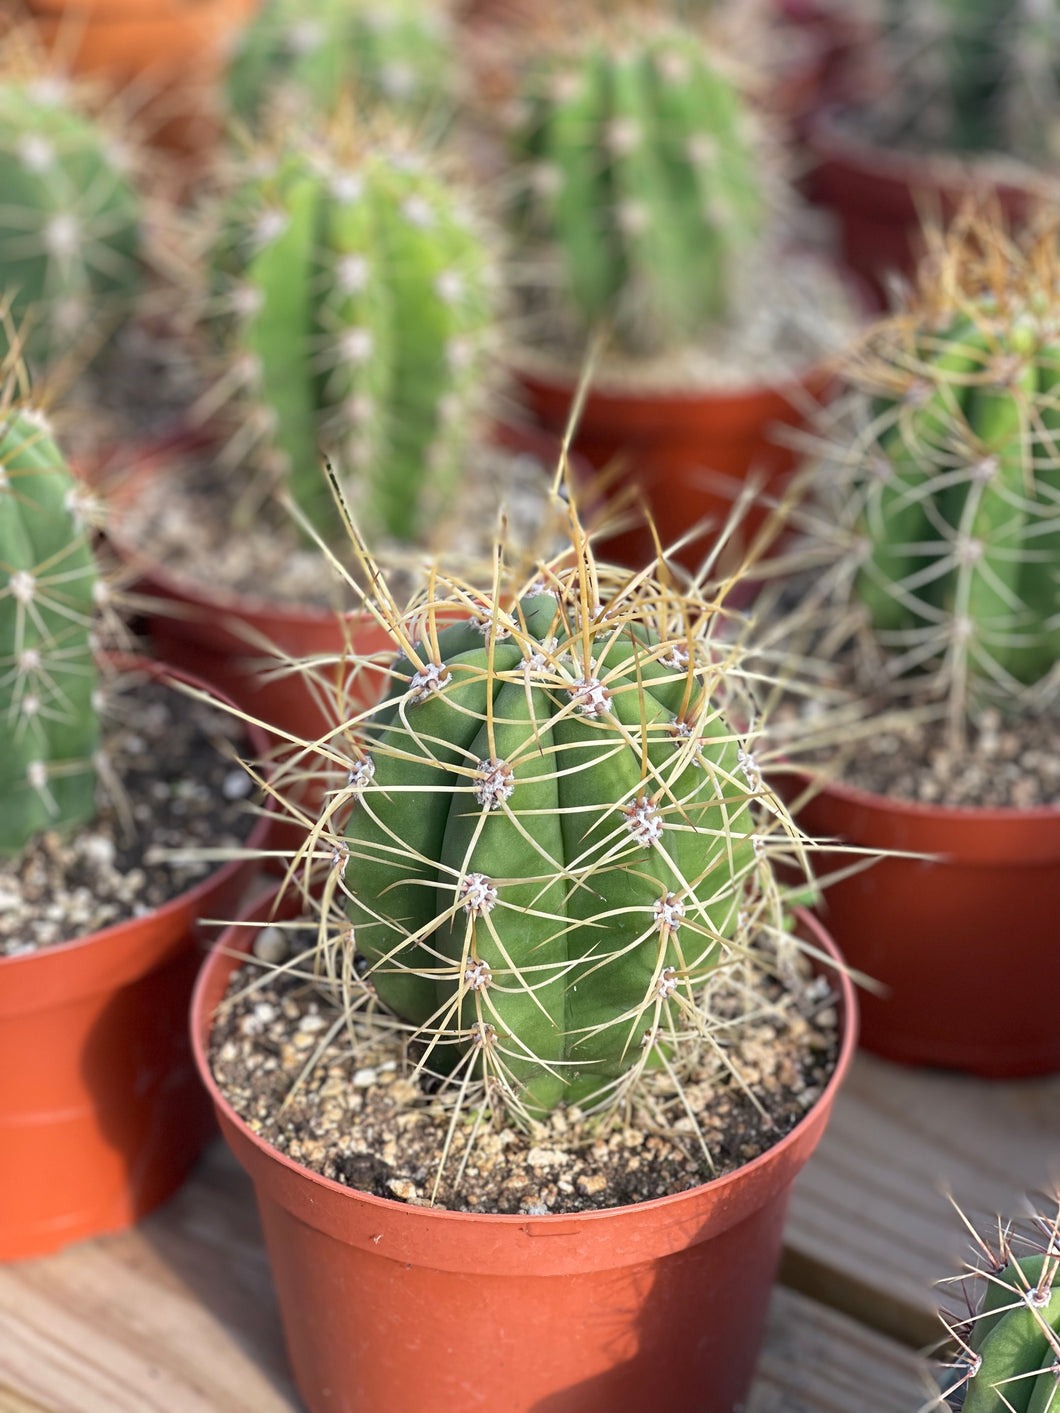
217;145;494;542
344;590;767;1117
228;0;455;127
0;82;141;361
957;1255;1060;1413
509;29;764;354
0;409;99;856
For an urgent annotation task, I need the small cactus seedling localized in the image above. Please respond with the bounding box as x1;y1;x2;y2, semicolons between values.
507;17;765;355
208;127;497;544
227;0;457;131
0;76;143;364
937;1194;1060;1412
0;398;101;855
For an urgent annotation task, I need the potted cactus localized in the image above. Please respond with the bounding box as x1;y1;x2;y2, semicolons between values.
190;495;857;1413
767;213;1060;1076
500;10;854;574
0;384;273;1260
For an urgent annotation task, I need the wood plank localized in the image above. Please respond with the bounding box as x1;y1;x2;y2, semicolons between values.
783;1051;1060;1348
0;1140;931;1413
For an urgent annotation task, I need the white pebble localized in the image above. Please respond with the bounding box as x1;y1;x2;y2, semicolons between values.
223;769;252;800
253;927;288;965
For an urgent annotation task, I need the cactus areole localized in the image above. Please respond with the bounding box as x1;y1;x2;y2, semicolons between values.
344;582;779;1119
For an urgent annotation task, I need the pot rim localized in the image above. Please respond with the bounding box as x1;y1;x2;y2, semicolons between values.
191;891;857;1231
784;758;1060;824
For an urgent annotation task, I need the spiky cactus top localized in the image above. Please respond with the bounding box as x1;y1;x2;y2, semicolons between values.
507;20;765;356
227;0;456;130
0;402;100;856
337;522;796;1120
938;1196;1060;1412
0;77;142;363
209;129;497;544
830;219;1060;739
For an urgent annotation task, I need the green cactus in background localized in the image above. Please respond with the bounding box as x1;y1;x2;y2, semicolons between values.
0;78;142;363
0;402;100;856
211;132;496;543
339;530;793;1120
227;0;456;130
507;21;765;355
938;1195;1060;1412
838;217;1060;736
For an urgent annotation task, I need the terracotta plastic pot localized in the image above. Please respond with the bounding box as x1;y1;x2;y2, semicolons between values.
786;772;1060;1077
805;108;1054;307
191;889;856;1413
0;656;273;1262
515;360;834;575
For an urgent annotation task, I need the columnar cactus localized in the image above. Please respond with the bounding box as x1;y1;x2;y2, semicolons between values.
0;403;100;855
340;533;793;1119
507;22;765;355
211;133;496;543
0;79;142;363
938;1195;1060;1412
227;0;456;129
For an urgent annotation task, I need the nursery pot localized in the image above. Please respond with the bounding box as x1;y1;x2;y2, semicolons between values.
191;890;856;1413
788;772;1060;1077
515;359;833;575
0;656;272;1262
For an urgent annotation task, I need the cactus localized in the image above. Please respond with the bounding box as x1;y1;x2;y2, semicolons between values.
210;131;497;544
337;520;796;1121
0;401;100;856
938;1195;1060;1412
227;0;456;130
0;78;143;363
506;21;766;355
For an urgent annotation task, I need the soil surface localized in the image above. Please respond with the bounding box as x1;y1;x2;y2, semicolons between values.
0;677;261;956
210;924;840;1215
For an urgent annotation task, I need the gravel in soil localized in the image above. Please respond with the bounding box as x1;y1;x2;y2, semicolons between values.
0;677;260;956
210;926;840;1215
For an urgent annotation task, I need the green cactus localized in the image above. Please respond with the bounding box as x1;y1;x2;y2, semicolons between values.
938;1197;1060;1413
507;22;765;355
227;0;456;130
211;134;496;544
0;403;100;856
0;78;142;363
340;542;791;1120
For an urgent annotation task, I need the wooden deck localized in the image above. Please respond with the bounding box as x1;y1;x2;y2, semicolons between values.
2;1049;1058;1413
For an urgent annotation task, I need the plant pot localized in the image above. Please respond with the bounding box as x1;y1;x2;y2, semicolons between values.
805;108;1056;307
515;359;833;575
0;655;273;1262
785;771;1060;1077
191;889;856;1413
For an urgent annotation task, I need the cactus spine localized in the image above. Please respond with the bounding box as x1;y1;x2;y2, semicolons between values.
0;404;100;856
0;79;142;362
507;22;765;355
213;135;496;543
340;530;792;1120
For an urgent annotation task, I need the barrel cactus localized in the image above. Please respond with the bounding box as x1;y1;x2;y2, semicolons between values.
0;402;100;855
0;77;142;363
227;0;456;130
938;1196;1060;1412
210;131;497;544
507;20;766;355
340;534;794;1119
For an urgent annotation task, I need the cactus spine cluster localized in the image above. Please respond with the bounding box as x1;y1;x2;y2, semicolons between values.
939;1196;1060;1412
507;22;765;355
227;0;456;129
839;219;1060;734
212;133;496;543
0;403;100;856
339;526;794;1120
0;78;142;362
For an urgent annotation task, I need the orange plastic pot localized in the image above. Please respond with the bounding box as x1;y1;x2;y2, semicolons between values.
787;772;1060;1077
515;360;834;574
0;656;273;1262
191;889;856;1413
